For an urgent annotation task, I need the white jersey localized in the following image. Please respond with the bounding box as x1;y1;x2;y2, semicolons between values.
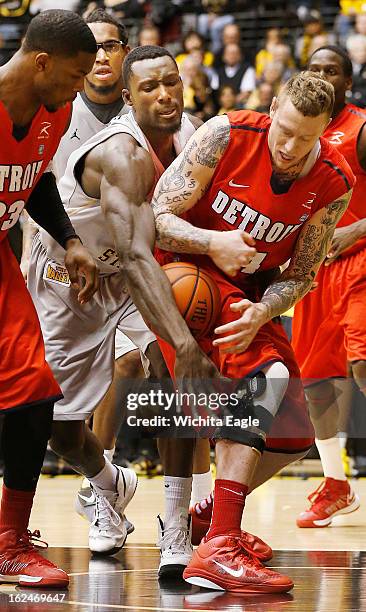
40;110;196;274
53;94;106;183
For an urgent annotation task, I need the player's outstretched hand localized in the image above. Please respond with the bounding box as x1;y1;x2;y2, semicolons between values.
174;341;220;381
325;225;360;265
208;229;256;277
64;238;99;304
213;299;266;354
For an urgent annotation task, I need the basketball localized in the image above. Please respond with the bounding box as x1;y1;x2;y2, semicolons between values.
162;262;221;339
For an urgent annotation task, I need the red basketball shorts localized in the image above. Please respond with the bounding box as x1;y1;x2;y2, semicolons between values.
0;238;62;412
292;247;366;383
158;266;314;453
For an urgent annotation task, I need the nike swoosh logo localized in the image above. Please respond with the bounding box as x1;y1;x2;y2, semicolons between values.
213;560;244;577
221;487;244;496
78;492;96;505
302;204;312;209
229;179;250;188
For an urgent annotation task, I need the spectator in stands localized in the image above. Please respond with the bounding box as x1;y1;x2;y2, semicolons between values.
295;11;332;67
30;0;78;11
211;42;255;106
138;24;161;46
175;31;214;68
308;33;335;57
180;55;215;120
245;80;274;114
336;1;366;44
197;0;234;54
271;42;296;80
255;27;282;77
355;11;366;34
217;84;237;114
222;22;241;46
213;21;241;68
81;0;146;19
346;33;366;105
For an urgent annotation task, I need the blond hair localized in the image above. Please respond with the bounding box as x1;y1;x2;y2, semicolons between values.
278;70;334;117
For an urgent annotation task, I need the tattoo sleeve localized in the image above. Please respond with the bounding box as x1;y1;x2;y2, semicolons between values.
260;189;352;320
152;116;230;254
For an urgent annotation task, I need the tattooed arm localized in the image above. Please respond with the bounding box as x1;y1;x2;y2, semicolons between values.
213;190;352;354
260;190;352;319
152;115;256;276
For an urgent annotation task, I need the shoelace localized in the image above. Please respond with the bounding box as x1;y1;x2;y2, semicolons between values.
12;530;55;568
158;522;191;554
20;530;48;549
307;481;334;508
225;537;264;571
95;493;121;532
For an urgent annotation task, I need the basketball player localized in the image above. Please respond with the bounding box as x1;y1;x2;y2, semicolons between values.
152;72;354;592
0;10;98;587
27;47;220;564
20;9;143;484
292;46;366;528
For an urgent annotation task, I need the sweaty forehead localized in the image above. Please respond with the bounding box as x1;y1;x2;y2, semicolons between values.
131;56;178;82
309;49;342;68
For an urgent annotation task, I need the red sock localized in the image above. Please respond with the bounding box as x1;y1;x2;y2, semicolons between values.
206;479;248;540
0;485;35;537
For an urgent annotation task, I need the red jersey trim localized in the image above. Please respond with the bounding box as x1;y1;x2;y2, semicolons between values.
322;159;353;191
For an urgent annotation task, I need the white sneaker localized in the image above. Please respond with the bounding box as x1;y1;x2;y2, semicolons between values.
75;469;136;534
113;465;138;518
89;492;127;555
157;512;193;579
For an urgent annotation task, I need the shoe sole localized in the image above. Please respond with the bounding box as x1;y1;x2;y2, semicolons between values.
184;572;293;593
91;542;126;557
158;563;186;579
297;494;361;528
0;573;69;588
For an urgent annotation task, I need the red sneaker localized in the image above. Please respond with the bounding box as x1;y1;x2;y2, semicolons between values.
297;478;360;528
0;529;69;587
183;534;293;594
190;498;273;561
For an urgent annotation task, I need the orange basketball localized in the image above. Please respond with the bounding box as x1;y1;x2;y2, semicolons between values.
163;262;221;339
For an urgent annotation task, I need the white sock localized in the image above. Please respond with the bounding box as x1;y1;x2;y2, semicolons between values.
164;476;192;526
89;458;118;494
316;437;347;481
104;447;115;463
190;470;213;507
338;433;347;450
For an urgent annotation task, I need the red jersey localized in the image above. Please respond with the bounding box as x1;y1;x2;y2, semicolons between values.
184;110;355;287
323;103;366;255
0;102;71;243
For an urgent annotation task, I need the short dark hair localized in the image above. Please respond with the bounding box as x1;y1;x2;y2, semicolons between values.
85;8;128;46
23;9;97;57
309;45;353;78
123;45;177;87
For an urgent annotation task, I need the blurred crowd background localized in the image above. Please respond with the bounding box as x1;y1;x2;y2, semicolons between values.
3;1;366;116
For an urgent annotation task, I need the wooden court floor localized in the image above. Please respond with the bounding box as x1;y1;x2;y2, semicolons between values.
1;474;366;612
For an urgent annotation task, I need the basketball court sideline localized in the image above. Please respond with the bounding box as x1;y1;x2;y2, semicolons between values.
0;474;364;611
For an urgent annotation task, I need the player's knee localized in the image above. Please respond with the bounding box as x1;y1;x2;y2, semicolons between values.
351;360;366;395
214;362;289;453
305;380;336;412
50;421;86;459
115;349;143;379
